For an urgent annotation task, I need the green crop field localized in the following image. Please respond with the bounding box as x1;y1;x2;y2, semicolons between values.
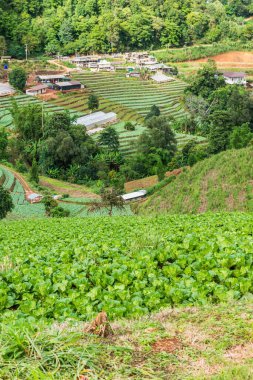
69;71;187;122
0;166;132;219
93;121;206;156
0;213;252;321
0;95;84;129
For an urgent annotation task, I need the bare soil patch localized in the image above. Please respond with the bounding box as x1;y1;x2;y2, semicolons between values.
224;343;253;362
192;51;253;68
152;337;181;353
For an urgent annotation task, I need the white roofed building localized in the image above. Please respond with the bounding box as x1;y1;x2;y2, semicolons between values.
75;111;117;130
121;190;147;202
151;72;174;83
222;72;246;85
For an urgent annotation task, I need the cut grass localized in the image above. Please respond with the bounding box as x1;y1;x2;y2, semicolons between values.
1;301;253;379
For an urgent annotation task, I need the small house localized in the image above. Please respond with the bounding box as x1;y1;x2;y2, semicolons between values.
147;63;173;73
72;56;100;68
54;81;82;91
26;84;48;96
97;60;115;71
27;193;43;204
222;72;246;85
121;190;147;202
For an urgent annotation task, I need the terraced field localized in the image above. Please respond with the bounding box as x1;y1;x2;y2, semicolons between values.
0;95;84;129
95;122;207;156
59;71;187;122
0;166;132;219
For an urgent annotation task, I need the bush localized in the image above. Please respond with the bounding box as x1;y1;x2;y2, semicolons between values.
51;206;70;218
124;122;135;131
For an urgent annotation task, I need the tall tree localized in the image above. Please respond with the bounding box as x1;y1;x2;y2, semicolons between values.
9;68;27;92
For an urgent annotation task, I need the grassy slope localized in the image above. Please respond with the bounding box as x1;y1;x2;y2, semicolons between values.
1;301;253;379
139;147;253;215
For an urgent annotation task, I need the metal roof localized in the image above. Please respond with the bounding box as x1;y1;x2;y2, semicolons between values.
54;81;81;87
222;72;246;78
26;84;48;92
28;193;42;200
121;190;147;201
37;75;67;80
75;111;117;128
151;73;173;82
0;82;15;96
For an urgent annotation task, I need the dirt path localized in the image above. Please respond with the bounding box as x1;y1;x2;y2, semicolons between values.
48;60;78;74
0;165;36;200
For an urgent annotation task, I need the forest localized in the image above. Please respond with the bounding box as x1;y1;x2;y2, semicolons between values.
0;0;252;57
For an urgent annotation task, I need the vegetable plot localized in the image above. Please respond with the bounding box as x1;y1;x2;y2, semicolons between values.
0;213;252;321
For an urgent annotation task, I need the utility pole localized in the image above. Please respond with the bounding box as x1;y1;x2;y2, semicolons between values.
25;44;28;61
42;101;44;137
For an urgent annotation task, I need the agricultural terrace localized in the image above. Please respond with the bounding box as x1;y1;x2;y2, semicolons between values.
94;122;206;156
70;71;187;121
0;213;252;321
0;95;84;129
0;166;132;219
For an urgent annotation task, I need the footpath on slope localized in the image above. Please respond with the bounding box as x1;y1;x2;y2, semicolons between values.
0;164;35;201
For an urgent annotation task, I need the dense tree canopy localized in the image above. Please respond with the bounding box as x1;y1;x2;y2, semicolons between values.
0;0;252;56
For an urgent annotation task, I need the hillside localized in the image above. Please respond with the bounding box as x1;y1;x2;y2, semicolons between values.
0;1;252;57
138;147;253;214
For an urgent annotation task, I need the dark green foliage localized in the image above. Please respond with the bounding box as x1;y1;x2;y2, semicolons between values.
185;60;226;99
51;206;70;218
145;105;161;121
0;186;14;219
124;122;135;131
139;116;177;164
0;128;8;160
98;127;120;152
87;94;99;112
1;1;252;56
9;68;27;92
29;158;39;184
41;195;58;217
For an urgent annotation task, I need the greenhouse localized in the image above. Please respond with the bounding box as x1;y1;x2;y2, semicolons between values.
75;111;117;130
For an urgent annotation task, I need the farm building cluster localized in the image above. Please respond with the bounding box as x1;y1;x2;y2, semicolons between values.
25;75;83;96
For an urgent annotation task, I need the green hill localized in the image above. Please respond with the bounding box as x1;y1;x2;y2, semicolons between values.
139;147;253;214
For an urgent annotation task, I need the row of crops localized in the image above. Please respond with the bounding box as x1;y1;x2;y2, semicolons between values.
0;95;84;129
0;166;132;219
0;212;252;320
93;122;206;156
72;71;187;120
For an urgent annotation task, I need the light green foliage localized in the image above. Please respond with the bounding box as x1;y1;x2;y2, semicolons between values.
0;213;253;320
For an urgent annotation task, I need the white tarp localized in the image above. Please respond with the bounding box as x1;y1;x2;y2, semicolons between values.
151;73;174;83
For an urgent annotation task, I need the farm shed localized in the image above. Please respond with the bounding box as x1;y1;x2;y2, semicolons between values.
121;190;147;202
151;72;174;83
72;56;100;68
148;63;173;73
27;193;43;204
222;72;246;85
97;60;115;71
75;111;117;130
54;81;82;91
0;82;15;97
126;72;141;78
36;75;69;83
26;84;48;96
